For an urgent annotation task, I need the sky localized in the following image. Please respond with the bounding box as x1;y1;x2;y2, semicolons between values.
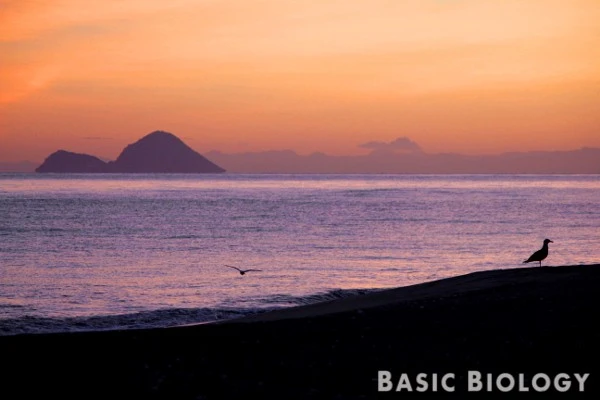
1;0;599;163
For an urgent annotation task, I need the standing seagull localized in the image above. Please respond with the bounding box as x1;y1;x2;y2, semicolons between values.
224;265;262;275
523;239;553;267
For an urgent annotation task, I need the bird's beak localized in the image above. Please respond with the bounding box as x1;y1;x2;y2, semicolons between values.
549;240;554;243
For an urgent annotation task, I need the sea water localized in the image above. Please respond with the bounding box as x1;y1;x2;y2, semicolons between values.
1;173;598;335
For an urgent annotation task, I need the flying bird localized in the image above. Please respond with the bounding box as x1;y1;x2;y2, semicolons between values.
224;265;262;275
523;239;553;267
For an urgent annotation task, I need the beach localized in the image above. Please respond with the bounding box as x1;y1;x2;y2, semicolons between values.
3;264;599;399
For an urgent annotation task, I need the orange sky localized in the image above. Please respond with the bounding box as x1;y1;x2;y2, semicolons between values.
1;0;599;162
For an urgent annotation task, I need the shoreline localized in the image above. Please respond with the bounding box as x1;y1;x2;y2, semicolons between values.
3;264;600;398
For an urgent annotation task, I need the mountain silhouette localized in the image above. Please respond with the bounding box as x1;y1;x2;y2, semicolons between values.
36;131;225;173
107;131;224;173
35;150;108;173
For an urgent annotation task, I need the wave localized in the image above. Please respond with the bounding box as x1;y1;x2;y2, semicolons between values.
165;235;202;239
0;307;278;336
246;287;382;306
0;287;382;336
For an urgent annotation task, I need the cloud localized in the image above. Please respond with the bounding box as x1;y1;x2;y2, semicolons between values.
0;0;202;42
359;137;422;153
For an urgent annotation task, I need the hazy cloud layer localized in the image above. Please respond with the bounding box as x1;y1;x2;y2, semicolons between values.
359;137;422;153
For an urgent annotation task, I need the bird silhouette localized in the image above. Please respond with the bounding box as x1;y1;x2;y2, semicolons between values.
224;265;262;275
523;239;553;267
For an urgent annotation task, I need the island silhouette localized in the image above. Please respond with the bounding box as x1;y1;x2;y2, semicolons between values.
15;133;600;174
35;131;225;173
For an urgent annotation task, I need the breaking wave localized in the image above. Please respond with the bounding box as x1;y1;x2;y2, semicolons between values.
0;287;379;336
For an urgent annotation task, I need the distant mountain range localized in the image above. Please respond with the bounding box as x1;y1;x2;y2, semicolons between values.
2;133;599;174
205;147;600;174
34;131;225;173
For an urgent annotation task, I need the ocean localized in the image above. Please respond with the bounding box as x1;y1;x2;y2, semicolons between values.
1;173;599;335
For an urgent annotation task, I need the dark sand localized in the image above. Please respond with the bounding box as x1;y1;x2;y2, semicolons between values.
3;265;600;399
